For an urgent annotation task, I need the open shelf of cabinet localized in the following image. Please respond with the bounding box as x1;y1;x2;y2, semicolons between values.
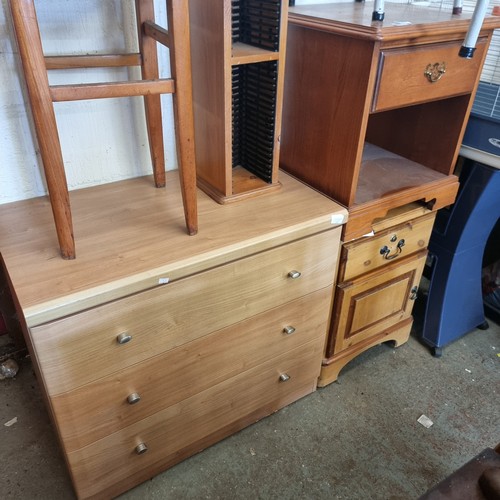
189;0;288;203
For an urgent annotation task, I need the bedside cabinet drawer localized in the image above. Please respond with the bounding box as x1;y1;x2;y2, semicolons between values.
339;211;436;281
31;228;340;395
372;39;487;112
50;287;333;452
66;340;324;499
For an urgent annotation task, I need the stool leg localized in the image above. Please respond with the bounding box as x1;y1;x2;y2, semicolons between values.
9;0;75;259
136;0;166;188
167;0;198;235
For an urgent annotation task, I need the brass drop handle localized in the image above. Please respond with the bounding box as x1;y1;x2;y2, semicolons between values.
116;332;132;345
279;373;291;382
127;393;141;405
288;270;301;279
283;325;296;335
380;239;405;260
409;286;419;301
135;443;148;455
424;62;446;83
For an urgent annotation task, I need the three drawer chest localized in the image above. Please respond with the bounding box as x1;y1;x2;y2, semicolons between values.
0;171;346;498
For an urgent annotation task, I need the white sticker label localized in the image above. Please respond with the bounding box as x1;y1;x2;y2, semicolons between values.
158;278;170;285
331;214;346;225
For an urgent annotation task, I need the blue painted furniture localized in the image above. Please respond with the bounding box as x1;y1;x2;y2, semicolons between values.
421;158;500;356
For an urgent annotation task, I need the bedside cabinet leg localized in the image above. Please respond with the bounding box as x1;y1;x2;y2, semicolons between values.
318;318;413;387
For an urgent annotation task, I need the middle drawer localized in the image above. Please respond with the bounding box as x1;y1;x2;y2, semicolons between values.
339;211;436;281
31;229;339;395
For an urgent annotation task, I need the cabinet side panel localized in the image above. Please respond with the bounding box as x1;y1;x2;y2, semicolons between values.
280;24;375;206
189;0;230;195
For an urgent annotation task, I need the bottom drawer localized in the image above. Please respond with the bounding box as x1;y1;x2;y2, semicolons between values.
327;250;426;357
68;339;323;499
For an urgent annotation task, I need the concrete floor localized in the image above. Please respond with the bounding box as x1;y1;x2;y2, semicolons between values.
1;310;499;499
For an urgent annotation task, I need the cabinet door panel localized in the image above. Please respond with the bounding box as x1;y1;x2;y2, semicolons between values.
328;251;426;356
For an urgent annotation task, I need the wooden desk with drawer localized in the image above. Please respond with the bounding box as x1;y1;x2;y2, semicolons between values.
0;171;346;499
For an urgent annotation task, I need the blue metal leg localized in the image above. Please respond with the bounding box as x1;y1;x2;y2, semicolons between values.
419;160;500;352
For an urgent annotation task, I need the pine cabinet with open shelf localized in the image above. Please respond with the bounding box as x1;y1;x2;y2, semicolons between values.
280;2;500;383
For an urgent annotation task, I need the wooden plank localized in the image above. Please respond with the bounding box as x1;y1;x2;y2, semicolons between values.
44;54;141;69
231;42;279;65
143;20;170;47
189;0;231;196
49;79;174;102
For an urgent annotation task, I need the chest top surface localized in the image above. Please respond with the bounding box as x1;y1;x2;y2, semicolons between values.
0;171;347;326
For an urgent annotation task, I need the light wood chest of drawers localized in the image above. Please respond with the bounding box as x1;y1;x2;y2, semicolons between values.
0;171;346;499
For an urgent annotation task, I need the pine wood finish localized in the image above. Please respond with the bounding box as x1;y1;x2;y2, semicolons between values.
327;250;427;357
188;0;288;203
339;211;436;281
8;0;198;259
0;171;347;499
280;3;500;383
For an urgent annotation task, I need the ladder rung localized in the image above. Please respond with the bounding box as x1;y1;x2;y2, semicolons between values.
50;79;175;102
45;54;142;70
144;20;170;48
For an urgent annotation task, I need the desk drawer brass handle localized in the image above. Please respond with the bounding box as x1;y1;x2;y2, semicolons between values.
424;62;446;83
288;270;301;279
283;326;296;335
380;239;405;260
279;373;291;382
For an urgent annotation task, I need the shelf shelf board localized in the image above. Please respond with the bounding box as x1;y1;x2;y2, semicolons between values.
231;42;279;66
355;143;450;206
339;143;460;240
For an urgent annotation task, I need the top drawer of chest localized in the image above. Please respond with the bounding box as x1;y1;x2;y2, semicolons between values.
372;38;487;112
30;228;341;394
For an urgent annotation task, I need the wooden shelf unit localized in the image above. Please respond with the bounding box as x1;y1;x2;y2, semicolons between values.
189;0;288;203
280;3;500;383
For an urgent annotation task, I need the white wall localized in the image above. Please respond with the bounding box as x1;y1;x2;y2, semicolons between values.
0;0;176;205
0;0;362;205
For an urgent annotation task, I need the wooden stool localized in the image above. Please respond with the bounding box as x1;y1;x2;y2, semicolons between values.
9;0;198;259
